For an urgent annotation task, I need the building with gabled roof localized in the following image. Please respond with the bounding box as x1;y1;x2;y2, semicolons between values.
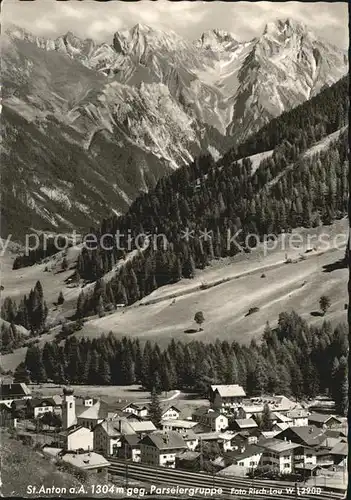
58;424;94;452
0;382;32;405
118;434;141;462
286;408;309;427
256;438;301;474
275;426;326;448
307;413;342;429
140;431;187;467
162;419;197;433
223;444;263;470
232;418;258;432
192;408;228;432
210;385;246;412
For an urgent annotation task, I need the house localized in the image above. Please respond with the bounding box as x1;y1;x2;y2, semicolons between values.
58;424;94;452
256;439;301;474
59;450;110;480
76;396;95;407
114;401;141;416
238;396;298;418
229;431;259;449
118;434;141;462
160;405;181;420
272;423;291;433
307;413;342;429
136;405;149;418
192;422;212;434
128;420;157;437
161;419;197;433
140;431;187;467
329;442;348;465
193;431;233;452
0;382;32;405
209;385;246;412
270;412;293;426
192;408;228;432
94;420;123;456
315;449;335;468
225;444;263;470
179;429;199;451
294;463;322;478
275;426;326;448
286;409;309;427
232;418;258;432
237;405;264;420
76;400;119;430
26;398;61;419
293;445;317;469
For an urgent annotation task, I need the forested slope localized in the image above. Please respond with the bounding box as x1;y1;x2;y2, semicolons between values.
66;77;349;318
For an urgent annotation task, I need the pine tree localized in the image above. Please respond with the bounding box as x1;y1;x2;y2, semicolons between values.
261;403;273;431
149;387;162;428
319;295;331;315
57;291;65;305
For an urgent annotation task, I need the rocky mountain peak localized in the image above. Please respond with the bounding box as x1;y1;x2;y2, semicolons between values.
197;29;239;51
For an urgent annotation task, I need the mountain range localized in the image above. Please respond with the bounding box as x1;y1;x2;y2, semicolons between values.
1;19;347;237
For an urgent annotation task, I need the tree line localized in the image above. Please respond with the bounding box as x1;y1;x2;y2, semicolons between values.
16;311;348;415
1;281;48;335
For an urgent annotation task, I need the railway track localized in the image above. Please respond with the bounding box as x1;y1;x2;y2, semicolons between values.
108;458;345;500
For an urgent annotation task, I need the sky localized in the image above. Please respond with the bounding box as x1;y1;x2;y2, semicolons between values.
2;1;349;49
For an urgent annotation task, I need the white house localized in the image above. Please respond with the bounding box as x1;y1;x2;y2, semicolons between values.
27;397;61;419
228;444;263;469
286;409;309;427
257;439;300;474
192;408;228;432
140;431;187;468
160;405;181;420
210;385;246;412
161;419;197;433
59;425;94;452
94;420;123;456
180;429;199;451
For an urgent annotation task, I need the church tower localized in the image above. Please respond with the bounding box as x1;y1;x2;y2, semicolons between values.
62;387;76;429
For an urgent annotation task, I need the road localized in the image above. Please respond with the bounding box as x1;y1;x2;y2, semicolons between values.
108;458;345;500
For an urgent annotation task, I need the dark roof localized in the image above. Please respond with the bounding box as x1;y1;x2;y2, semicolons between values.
59;424;90;437
192;407;211;417
325;429;347;438
122;434;140;447
114;401;138;411
28;397;57;407
0;383;31;399
308;413;340;424
227;445;262;462
141;431;186;450
193;407;222;420
192;423;212;434
276;426;325;447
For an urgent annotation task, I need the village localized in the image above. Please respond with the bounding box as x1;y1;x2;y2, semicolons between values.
0;380;347;497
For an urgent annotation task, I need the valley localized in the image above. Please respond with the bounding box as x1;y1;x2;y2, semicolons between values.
0;218;348;371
